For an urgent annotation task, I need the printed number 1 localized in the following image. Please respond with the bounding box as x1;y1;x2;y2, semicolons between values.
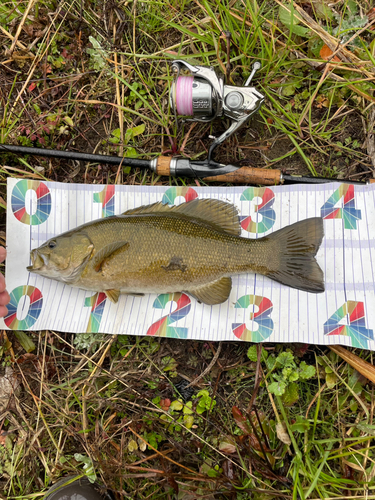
84;186;115;332
93;185;115;218
84;292;107;333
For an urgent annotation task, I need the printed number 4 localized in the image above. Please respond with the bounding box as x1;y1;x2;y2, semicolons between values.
147;293;191;338
324;300;373;349
321;184;361;230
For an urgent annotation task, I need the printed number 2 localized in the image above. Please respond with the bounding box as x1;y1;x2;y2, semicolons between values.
84;292;107;333
232;294;274;342
321;184;361;229
147;293;191;338
324;301;373;349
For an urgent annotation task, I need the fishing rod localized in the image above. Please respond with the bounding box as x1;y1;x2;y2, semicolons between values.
0;60;373;185
2;142;371;185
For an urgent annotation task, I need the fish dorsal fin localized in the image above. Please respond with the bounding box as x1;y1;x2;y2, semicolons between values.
93;241;129;272
187;277;232;305
122;199;241;236
105;289;121;303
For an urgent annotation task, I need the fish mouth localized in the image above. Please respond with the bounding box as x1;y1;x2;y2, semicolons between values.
27;250;49;272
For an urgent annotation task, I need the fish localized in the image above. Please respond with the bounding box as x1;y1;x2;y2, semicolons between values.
27;198;325;305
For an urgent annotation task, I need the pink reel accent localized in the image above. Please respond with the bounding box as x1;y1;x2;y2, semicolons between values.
175;76;194;116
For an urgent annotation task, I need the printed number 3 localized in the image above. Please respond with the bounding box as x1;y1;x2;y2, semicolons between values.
240;187;276;234
232;294;273;342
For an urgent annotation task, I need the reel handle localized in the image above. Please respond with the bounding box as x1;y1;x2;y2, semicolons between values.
151;156;282;185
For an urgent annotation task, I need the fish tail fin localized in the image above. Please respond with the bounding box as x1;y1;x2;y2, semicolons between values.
266;217;324;293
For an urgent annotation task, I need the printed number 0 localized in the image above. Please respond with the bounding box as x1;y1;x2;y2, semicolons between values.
240;187;276;234
11;180;51;225
147;293;191;338
232;295;274;342
4;286;43;330
324;300;373;349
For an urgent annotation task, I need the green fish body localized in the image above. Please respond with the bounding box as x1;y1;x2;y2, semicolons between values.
27;199;324;305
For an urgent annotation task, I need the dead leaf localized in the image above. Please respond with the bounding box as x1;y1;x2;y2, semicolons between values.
0;367;20;413
276;422;291;445
232;406;252;434
367;7;375;21
218;437;237;454
320;44;340;62
160;398;171;411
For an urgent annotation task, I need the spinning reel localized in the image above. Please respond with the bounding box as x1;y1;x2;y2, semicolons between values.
169;60;265;162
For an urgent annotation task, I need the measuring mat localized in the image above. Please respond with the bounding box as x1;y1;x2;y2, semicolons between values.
3;178;375;350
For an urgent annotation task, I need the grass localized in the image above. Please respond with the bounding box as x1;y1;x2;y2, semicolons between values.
0;0;375;498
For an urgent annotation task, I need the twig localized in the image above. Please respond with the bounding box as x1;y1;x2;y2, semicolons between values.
247;343;263;412
329;345;375;384
185;342;222;388
225;31;231;82
9;0;37;54
366;107;375;175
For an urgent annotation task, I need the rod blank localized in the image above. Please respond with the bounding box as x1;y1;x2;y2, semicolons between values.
0;144;151;168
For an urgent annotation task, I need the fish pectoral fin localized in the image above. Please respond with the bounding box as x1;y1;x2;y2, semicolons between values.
93;241;129;272
105;289;121;303
187;277;232;305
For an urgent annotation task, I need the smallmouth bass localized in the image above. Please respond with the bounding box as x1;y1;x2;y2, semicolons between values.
27;198;324;305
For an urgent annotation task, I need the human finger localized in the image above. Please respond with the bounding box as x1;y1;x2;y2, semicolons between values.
0;291;10;307
0;247;6;263
0;274;6;294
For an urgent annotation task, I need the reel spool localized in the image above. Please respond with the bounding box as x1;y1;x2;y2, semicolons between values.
170;60;265;162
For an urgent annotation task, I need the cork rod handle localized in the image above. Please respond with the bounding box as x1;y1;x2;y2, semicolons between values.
203;166;282;185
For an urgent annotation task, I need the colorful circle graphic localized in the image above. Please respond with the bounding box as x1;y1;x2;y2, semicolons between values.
240;187;276;234
232;294;273;342
162;187;198;205
11;180;51;225
4;285;43;330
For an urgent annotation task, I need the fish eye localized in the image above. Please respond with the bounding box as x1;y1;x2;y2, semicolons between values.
48;241;57;249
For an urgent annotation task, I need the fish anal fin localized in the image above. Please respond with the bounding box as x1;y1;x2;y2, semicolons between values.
93;241;129;272
187;277;232;305
105;289;121;303
267;217;325;293
122;199;241;236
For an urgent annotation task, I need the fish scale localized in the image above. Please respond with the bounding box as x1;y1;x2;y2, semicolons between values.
27;199;325;305
78;215;262;292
